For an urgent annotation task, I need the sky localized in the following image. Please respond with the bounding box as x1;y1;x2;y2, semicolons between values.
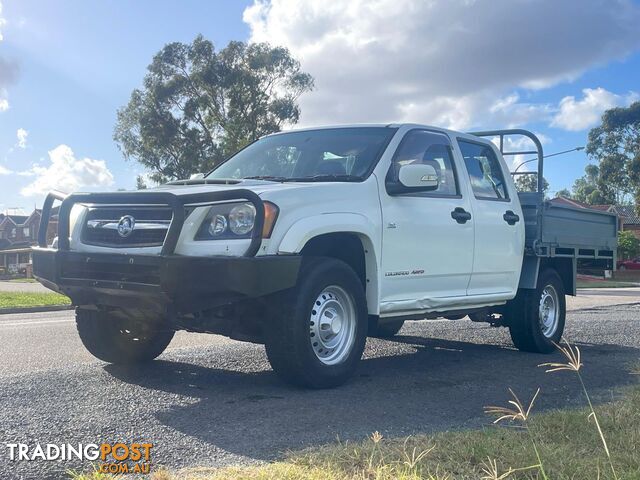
0;0;639;212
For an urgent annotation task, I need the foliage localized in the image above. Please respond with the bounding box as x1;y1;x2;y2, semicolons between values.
514;174;548;193
571;164;614;205
586;101;640;206
114;36;314;183
135;175;147;190
618;230;640;260
555;188;571;198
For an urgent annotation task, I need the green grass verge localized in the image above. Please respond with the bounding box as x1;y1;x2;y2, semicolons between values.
0;291;70;309
71;382;640;480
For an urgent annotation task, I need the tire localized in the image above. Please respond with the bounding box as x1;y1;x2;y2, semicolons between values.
507;269;566;353
265;257;368;388
619;265;626;271
76;308;175;364
370;319;404;338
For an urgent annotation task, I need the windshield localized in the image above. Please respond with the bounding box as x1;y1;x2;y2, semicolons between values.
207;127;397;182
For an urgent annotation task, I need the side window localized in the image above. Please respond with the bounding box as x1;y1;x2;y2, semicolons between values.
458;140;509;200
389;130;458;196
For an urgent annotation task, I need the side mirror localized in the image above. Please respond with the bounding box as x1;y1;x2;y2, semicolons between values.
190;173;205;180
399;163;439;189
387;163;439;194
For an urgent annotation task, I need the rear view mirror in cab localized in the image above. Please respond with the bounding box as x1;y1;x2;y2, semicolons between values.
387;163;439;194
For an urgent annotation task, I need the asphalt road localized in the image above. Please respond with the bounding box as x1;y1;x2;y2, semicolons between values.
0;294;639;479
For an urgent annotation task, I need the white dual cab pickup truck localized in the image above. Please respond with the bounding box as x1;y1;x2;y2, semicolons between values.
33;125;617;388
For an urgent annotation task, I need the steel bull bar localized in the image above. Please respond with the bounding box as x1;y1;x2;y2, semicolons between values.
32;189;301;314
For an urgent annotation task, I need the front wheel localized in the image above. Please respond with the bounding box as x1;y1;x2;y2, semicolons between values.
265;257;368;388
507;269;566;353
76;308;174;364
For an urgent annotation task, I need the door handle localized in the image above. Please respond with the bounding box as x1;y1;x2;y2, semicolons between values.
451;207;472;224
503;210;520;225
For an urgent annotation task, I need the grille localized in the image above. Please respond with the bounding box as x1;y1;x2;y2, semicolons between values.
82;207;172;248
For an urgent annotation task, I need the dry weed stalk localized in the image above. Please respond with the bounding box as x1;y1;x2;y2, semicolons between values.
485;388;548;480
540;340;618;480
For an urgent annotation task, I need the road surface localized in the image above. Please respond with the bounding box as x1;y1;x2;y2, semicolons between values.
0;280;49;293
0;291;638;479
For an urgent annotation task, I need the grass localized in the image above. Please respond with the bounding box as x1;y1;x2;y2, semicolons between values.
70;380;640;480
0;291;70;309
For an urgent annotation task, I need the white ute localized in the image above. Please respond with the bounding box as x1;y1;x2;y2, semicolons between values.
33;125;618;388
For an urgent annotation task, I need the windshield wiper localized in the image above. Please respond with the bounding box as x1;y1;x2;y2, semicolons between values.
243;175;289;182
284;174;362;182
167;178;240;185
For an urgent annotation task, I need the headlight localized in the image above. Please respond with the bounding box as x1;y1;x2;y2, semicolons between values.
208;214;228;237
195;201;279;241
228;203;256;235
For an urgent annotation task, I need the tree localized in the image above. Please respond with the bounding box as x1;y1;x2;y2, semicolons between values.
618;230;640;260
114;36;314;183
515;174;549;193
586;101;640;206
555;188;572;198
571;164;613;205
136;175;147;190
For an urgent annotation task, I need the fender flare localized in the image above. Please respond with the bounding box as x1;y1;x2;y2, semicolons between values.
278;213;381;314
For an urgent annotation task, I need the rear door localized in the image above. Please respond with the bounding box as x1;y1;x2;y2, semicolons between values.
379;129;475;312
455;138;524;297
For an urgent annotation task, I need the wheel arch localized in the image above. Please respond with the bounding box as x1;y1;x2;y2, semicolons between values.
518;256;576;296
278;214;380;314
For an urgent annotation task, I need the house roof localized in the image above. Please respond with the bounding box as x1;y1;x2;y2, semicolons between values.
550;196;593;209
550;197;640;224
587;204;613;212
0;209;42;229
7;215;28;224
614;205;640;225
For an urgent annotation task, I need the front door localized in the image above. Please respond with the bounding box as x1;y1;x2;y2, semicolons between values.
379;129;475;314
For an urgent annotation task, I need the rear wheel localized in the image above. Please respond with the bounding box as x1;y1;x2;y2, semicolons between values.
76;308;174;364
265;257;368;388
370;319;404;338
507;269;566;353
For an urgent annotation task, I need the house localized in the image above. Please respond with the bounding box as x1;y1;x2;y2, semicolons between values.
0;209;58;275
550;196;640;239
612;205;640;239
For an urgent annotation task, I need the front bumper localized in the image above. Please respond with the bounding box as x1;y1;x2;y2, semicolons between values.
33;248;301;314
33;188;301;316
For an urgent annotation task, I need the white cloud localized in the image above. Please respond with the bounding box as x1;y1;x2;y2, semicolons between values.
551;88;639;131
21;145;114;196
0;165;11;175
0;2;17;112
16;128;27;149
0;1;5;41
243;0;640;130
490;133;550;172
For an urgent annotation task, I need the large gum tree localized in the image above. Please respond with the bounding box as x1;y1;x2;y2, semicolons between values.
585;101;640;206
114;36;314;184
